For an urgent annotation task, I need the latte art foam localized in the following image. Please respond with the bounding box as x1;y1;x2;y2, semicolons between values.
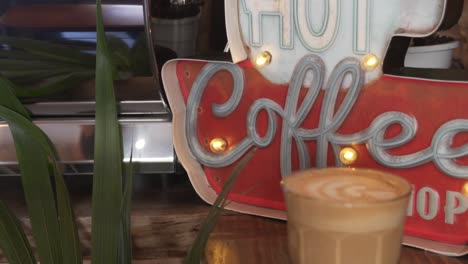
284;169;409;203
305;175;399;202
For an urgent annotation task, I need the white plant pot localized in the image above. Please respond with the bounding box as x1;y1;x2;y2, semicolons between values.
404;41;460;69
152;14;201;58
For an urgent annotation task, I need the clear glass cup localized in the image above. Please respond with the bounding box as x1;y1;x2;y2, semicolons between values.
282;168;412;264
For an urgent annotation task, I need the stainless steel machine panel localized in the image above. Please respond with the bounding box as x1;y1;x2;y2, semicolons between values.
0;0;176;175
0;118;174;176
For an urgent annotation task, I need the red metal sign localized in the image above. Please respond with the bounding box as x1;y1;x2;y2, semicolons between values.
161;0;467;255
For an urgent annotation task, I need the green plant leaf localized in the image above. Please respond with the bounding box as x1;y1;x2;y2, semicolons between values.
129;34;151;76
14;72;94;98
120;150;134;264
47;160;83;264
0;36;96;66
0;68;67;81
0;77;82;264
0;78;30;118
91;0;126;263
184;148;257;264
0;200;36;264
0;105;62;264
0;50;56;61
107;36;131;71
50;164;83;264
0;59;85;71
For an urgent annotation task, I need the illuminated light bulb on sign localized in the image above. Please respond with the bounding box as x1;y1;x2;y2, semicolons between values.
210;138;228;153
340;147;358;165
361;54;379;71
463;182;468;196
254;51;272;68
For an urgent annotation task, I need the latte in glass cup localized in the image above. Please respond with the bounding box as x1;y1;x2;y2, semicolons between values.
282;168;412;264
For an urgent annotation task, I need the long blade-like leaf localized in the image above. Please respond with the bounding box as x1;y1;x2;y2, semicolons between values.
0;78;30;118
91;0;125;263
0;200;36;264
107;36;131;71
0;50;56;61
0;105;62;264
0;77;82;264
184;149;257;264
129;34;151;76
0;36;96;66
120;150;134;264
0;69;70;84
50;163;83;264
0;59;84;71
14;72;94;98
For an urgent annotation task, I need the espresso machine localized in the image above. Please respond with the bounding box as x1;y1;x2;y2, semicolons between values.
0;0;221;176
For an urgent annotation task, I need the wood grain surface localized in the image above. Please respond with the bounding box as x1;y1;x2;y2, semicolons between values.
0;175;466;264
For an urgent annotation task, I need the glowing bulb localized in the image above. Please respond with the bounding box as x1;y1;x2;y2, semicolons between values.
463;182;468;196
361;54;379;71
210;138;228;153
135;139;146;150
340;147;358;165
254;51;272;67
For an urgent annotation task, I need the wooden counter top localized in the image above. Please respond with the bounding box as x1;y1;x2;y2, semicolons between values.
0;175;466;263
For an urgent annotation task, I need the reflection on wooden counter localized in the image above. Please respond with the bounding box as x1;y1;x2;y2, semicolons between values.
0;175;465;263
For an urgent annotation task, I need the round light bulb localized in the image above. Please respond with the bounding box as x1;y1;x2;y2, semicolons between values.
339;147;358;165
361;54;379;71
254;51;272;68
210;138;228;153
463;182;468;196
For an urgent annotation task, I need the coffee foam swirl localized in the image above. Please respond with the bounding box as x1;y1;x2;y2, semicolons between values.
284;170;408;203
304;175;400;202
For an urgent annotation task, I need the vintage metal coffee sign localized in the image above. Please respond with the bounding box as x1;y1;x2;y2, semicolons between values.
162;0;467;253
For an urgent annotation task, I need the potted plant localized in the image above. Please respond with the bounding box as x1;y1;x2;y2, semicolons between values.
0;1;247;263
404;34;460;69
151;0;204;58
0;1;135;263
404;0;464;69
